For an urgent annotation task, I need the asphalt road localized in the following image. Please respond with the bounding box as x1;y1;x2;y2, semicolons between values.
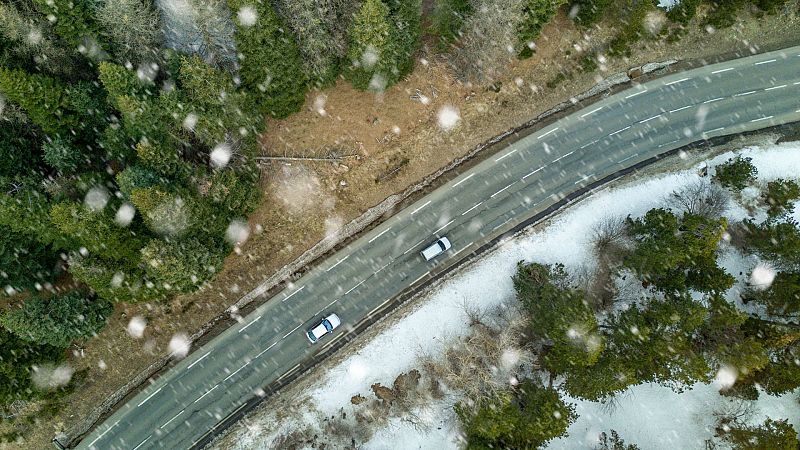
76;46;800;450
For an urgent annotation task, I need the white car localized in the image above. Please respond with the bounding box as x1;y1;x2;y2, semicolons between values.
421;237;452;261
307;313;341;343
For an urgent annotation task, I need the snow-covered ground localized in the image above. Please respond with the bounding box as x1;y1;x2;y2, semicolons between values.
222;141;800;450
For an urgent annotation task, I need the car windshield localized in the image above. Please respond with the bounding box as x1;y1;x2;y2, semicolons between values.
307;330;316;342
323;319;333;332
438;241;446;251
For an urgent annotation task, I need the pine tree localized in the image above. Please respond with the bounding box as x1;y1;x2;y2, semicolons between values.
747;271;800;319
763;179;800;219
722;418;799;450
95;0;162;63
432;0;473;44
0;68;83;136
455;380;577;449
513;262;603;375
0;226;59;293
713;156;758;191
30;0;106;58
0;327;65;405
140;238;224;292
227;0;308;118
1;291;113;347
740;219;800;270
387;0;422;78
517;0;565;58
624;209;734;293
344;0;400;91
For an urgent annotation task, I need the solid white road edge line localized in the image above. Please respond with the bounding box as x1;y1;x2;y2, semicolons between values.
238;315;261;333
282;286;305;302
137;387;163;407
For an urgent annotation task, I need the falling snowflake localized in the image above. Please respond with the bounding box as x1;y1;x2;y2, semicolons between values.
361;44;379;69
32;364;74;390
210;144;232;169
183;113;198;131
237;6;258;27
714;365;738;389
749;263;776;290
437;105;461;131
313;95;327;116
115;203;135;226
127;316;147;339
168;333;191;359
225;220;250;245
84;186;109;211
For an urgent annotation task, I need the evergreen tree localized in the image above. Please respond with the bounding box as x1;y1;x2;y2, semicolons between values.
433;0;473;44
740;219;800;270
0;226;59;293
570;0;614;26
42;136;84;174
713;156;758;191
747;271;800;319
227;0;307;118
0;116;42;178
624;209;734;294
763;179;800;219
387;0;422;78
30;0;106;58
344;0;401;91
140;238;224;292
0;68;85;136
597;430;642;450
517;0;565;58
699;295;769;376
1;291;113;347
513;262;603;374
0;327;64;405
455;380;576;449
49;200;146;262
67;255;167;303
722;418;799;450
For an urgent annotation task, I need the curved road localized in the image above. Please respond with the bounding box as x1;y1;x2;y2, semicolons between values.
77;47;800;450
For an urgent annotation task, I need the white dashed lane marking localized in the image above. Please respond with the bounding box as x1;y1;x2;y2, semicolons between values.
711;67;734;74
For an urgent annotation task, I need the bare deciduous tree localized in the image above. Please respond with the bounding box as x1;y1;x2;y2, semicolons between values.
96;0;163;64
667;180;729;219
447;0;527;82
0;3;74;75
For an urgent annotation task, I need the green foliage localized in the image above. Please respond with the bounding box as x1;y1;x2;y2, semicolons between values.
517;0;565;58
513;262;603;374
0;118;41;177
208;168;262;217
227;0;307;118
740;219;800;270
345;0;402;91
68;255;167;303
140;238;224;292
1;291;113;347
699;295;768;374
455;380;576;449
116;164;162;197
747;271;800;319
597;430;642;450
432;0;473;44
722;418;799;450
607;0;657;57
50;201;146;262
666;0;702;24
763;179;800;219
30;0;105;56
713;156;758;191
705;0;747;29
0;327;64;405
0;226;59;293
571;0;614;26
0;182;66;247
42;136;84;173
387;0;422;78
0;68;84;136
624;209;734;294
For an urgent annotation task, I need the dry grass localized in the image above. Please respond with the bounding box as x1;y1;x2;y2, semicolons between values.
8;4;800;448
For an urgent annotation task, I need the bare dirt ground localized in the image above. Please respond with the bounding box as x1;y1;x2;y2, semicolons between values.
7;4;800;449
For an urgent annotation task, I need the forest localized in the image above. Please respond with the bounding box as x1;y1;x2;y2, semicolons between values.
0;0;795;442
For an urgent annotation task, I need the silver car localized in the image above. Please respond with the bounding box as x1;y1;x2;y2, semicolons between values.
421;237;452;261
307;313;342;343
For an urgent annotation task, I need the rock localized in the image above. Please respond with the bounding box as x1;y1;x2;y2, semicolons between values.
371;383;395;403
627;67;644;79
350;394;367;405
